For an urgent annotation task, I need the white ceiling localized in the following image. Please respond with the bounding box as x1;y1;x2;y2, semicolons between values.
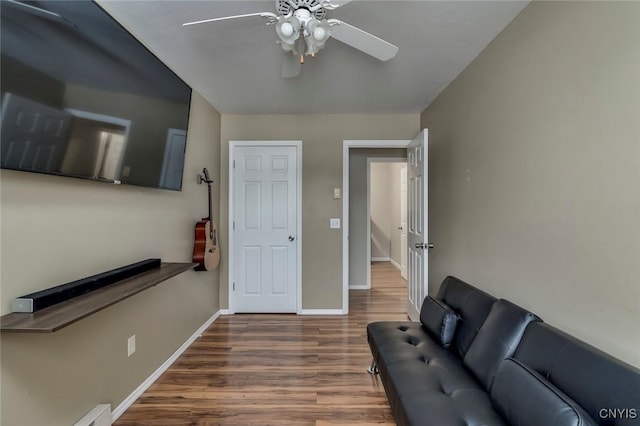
97;0;528;114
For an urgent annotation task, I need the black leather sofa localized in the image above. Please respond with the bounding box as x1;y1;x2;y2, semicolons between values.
367;276;640;426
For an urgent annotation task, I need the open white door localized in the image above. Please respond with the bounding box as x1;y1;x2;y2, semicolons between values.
407;130;429;321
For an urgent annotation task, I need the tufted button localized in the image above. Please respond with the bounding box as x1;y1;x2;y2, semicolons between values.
398;325;409;332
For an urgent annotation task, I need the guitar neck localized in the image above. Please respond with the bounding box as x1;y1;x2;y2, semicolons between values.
207;182;213;221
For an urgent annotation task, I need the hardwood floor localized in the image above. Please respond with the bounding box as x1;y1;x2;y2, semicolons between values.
370;262;407;289
115;262;407;425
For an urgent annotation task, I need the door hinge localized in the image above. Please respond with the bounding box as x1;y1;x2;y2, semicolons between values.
233;221;235;230
233;160;236;169
233;282;235;291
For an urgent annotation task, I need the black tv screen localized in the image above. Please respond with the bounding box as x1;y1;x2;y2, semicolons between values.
1;0;192;190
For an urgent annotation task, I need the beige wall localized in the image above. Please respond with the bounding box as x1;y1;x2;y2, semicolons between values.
0;92;221;425
220;115;419;309
421;1;640;366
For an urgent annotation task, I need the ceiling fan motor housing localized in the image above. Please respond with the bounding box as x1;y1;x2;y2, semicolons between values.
276;0;327;19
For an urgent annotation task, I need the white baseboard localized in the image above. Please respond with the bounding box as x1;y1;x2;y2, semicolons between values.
112;310;221;422
371;257;390;262
298;309;345;315
74;404;111;426
220;309;232;315
389;258;402;270
349;285;370;290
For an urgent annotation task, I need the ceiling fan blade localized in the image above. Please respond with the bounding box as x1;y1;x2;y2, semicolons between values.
281;52;302;78
309;0;353;12
327;19;398;61
183;12;278;27
332;0;353;5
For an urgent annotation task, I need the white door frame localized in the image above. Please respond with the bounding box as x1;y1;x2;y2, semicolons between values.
366;157;408;289
228;140;303;314
400;164;408;280
342;140;411;313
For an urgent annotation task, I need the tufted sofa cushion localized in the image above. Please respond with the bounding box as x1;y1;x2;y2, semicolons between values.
491;358;597;426
463;299;540;390
367;321;507;426
398;387;506;426
513;322;640;426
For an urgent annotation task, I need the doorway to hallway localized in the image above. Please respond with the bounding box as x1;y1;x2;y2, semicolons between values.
369;160;408;288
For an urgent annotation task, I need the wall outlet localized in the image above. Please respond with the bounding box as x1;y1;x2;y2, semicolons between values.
330;218;341;229
127;335;136;357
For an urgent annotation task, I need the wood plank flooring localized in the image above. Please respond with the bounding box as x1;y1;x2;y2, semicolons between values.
115;262;408;425
370;262;407;289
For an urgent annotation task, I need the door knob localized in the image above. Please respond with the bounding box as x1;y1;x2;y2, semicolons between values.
415;242;435;250
288;235;295;241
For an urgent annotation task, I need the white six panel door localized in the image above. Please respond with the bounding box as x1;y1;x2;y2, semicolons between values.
407;130;428;321
233;145;298;313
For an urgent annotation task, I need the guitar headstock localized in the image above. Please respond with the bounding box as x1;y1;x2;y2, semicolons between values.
198;168;213;185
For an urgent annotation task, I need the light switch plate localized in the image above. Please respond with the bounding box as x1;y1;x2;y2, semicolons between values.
330;218;341;229
128;335;136;357
333;188;341;199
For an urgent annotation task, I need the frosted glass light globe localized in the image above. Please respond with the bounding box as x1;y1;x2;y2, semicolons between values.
281;22;294;37
313;26;326;41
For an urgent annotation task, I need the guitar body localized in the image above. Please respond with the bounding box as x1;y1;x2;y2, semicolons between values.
193;219;220;271
192;168;221;271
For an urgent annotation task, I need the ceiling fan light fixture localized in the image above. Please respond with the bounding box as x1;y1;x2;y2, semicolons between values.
276;16;301;46
306;18;331;43
280;21;294;37
304;18;331;56
313;26;327;41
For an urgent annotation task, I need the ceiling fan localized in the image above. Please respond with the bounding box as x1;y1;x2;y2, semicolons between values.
182;0;399;78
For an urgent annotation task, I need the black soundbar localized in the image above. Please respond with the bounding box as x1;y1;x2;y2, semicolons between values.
11;258;161;313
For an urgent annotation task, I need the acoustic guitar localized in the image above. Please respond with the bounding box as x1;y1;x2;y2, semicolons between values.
193;168;220;271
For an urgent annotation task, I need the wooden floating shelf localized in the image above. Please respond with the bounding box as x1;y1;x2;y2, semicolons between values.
1;262;196;333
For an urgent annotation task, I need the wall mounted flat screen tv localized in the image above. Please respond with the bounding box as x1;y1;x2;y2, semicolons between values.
1;0;192;190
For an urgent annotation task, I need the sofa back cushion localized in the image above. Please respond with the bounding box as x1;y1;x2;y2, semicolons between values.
436;276;497;358
419;296;459;348
463;299;540;390
514;322;640;426
491;358;597;426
